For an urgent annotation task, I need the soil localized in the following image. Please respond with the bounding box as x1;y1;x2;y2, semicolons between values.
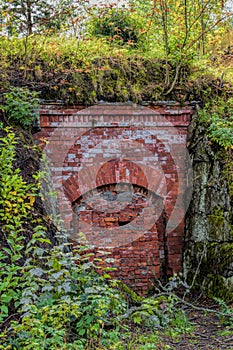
158;299;233;350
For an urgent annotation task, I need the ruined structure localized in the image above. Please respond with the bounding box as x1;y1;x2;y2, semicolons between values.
34;102;195;293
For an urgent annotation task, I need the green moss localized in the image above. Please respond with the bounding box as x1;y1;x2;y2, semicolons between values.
185;242;233;301
208;207;227;241
117;281;143;304
204;274;233;302
223;154;233;202
207;243;233;275
219;243;233;271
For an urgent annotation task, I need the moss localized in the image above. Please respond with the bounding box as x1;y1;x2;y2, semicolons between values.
185;241;233;301
216;150;233;238
118;281;143;305
219;243;233;272
206;243;233;276
201;242;233;276
208;207;228;241
223;154;233;202
204;274;233;302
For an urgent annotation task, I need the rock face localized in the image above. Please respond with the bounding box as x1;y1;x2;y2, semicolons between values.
184;112;233;300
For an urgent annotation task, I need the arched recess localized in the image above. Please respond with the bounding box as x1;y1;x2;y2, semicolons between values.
69;182;169;292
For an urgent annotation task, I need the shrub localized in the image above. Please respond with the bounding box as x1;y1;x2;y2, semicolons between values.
0;87;39;129
198;97;233;149
89;8;144;46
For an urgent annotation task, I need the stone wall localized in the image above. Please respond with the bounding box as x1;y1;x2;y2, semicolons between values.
184;113;233;300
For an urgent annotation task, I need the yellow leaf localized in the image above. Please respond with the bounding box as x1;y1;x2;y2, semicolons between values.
5;200;12;207
29;196;35;206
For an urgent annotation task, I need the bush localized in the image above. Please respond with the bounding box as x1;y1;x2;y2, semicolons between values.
89;8;144;46
198;97;233;149
0;87;39;129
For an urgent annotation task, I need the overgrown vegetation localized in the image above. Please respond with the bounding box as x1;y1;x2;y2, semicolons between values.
0;1;232;103
198;97;233;149
88;7;144;46
0;87;39;128
0;128;122;348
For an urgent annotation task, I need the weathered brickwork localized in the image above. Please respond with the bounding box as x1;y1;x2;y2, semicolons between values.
34;103;193;294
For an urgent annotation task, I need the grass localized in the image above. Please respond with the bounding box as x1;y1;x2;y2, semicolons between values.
97;328;165;350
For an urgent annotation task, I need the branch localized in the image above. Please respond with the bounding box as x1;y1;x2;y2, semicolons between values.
152;292;233;318
164;61;182;95
0;313;19;330
119;306;145;320
184;0;214;37
165;13;231;94
186;14;230;52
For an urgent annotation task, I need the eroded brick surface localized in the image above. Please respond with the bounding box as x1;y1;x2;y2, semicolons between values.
34;103;194;294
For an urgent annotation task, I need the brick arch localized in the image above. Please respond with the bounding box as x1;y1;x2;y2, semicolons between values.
96;159;148;189
68;178;166;250
63;158;151;203
62;127;178;220
60;126;182;294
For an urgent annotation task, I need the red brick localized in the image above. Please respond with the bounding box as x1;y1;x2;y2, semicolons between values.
33;103;193;294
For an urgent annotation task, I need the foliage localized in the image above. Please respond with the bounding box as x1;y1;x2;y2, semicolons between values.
131;0;230;56
0;129;38;327
0;0;78;36
0;23;232;103
0;128;126;349
198;97;233;149
213;297;233;327
129;0;232;92
0;87;39;129
100;328;160;350
88;7;145;46
208;114;233;148
0;35;177;104
0;0;232;97
121;275;194;334
4;241;126;349
129;294;191;331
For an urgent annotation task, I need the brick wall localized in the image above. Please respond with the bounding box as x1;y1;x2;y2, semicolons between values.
34;103;194;294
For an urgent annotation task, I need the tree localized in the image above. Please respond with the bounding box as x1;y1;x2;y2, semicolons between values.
129;0;232;93
0;0;76;36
